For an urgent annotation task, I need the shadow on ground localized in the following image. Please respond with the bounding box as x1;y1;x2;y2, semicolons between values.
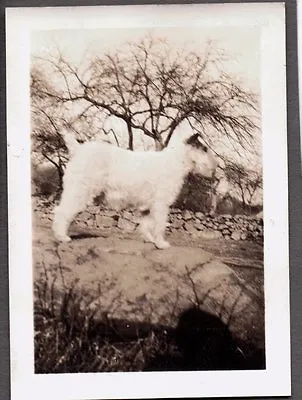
144;307;265;371
34;293;265;373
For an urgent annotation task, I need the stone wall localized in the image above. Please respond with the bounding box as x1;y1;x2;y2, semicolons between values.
34;197;263;242
72;205;263;242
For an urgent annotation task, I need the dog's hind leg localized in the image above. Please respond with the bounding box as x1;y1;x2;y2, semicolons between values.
150;204;170;250
139;211;155;244
52;183;93;242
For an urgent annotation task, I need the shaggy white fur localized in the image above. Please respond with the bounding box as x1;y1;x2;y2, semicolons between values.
53;131;217;249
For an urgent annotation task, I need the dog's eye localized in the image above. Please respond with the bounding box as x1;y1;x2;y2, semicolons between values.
202;144;208;152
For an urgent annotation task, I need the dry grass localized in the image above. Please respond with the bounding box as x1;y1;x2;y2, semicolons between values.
34;275;265;373
34;279;177;373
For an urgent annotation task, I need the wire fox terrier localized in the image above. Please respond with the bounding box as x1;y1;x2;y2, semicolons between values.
52;132;217;249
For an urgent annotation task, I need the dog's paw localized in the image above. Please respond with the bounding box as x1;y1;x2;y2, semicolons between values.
143;237;155;244
155;240;170;250
55;235;72;243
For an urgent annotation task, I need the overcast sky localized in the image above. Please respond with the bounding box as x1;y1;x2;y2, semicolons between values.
31;26;260;93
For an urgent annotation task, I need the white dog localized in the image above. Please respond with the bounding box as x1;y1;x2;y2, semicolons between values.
53;131;217;249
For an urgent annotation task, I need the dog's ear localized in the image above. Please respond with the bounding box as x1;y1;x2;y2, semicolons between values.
186;134;208;152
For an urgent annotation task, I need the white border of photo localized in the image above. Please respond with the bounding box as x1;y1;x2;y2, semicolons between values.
297;0;302;171
6;3;290;399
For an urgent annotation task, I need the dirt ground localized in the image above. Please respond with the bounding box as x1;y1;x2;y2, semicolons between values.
175;233;264;296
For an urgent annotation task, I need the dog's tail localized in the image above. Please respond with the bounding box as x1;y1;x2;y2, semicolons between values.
61;130;80;157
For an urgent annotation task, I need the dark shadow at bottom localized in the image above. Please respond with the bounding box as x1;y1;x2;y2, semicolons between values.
144;307;265;371
35;301;265;373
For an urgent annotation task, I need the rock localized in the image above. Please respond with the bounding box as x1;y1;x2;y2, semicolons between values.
195;212;204;219
88;207;96;215
247;223;253;231
35;235;264;350
194;221;204;231
184;222;198;235
183;210;192;220
87;218;95;227
117;217;137;232
231;231;242;241
103;210;117;218
171;219;184;229
96;215;116;228
122;211;134;220
241;232;248;241
79;211;92;221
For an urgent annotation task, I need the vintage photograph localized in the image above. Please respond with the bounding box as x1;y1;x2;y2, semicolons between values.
31;25;264;373
7;3;290;399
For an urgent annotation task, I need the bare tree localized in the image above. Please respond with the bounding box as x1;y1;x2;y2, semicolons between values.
223;163;263;208
31;65;113;188
31;66;68;188
32;35;259;153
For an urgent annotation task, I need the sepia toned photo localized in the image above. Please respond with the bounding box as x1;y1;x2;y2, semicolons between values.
6;3;290;399
32;25;264;372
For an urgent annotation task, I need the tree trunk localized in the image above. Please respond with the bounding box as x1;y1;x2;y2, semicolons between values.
58;164;64;192
154;138;164;151
126;120;134;151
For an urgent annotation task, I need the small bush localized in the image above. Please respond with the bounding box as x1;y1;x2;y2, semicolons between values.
174;174;262;215
32;161;61;196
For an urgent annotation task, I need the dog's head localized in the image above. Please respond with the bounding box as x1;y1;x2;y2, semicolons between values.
185;134;218;178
